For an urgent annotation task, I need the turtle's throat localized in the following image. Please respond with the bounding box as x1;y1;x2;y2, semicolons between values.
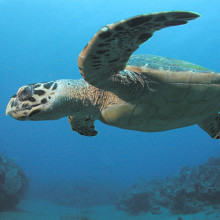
58;79;106;119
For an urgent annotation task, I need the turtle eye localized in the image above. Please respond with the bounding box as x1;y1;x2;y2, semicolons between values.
17;85;33;101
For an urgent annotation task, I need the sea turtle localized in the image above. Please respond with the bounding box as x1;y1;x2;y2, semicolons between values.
5;11;220;138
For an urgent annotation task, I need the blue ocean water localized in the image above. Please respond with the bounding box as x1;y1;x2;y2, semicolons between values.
0;0;220;210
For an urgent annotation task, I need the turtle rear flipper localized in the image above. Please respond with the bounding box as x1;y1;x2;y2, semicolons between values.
198;114;220;139
78;11;200;101
68;116;98;137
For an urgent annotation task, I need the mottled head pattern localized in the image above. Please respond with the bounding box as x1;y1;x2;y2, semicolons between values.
6;81;58;120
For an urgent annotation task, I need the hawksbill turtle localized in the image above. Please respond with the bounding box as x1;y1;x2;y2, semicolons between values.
5;11;220;138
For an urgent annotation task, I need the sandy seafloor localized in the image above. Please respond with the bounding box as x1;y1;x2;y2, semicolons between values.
0;198;219;220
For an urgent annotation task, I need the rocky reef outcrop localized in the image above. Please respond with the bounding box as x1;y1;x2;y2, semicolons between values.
115;156;220;215
0;154;29;211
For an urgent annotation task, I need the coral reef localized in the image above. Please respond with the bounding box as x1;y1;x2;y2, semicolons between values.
115;156;220;215
0;154;29;211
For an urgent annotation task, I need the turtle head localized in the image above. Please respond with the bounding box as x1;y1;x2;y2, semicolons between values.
6;81;66;121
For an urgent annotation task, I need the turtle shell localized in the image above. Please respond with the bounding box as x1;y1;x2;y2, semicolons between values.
127;54;214;73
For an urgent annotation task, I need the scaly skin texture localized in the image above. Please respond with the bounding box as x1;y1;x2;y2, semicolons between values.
5;11;220;138
6;78;122;122
6;78;123;136
6;66;220;137
78;11;200;100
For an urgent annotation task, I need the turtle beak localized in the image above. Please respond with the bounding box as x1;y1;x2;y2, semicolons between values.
6;85;37;120
6;94;30;121
6;95;18;116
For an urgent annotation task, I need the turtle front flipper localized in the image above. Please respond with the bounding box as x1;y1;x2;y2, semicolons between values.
78;11;200;101
68;116;98;136
198;114;220;139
